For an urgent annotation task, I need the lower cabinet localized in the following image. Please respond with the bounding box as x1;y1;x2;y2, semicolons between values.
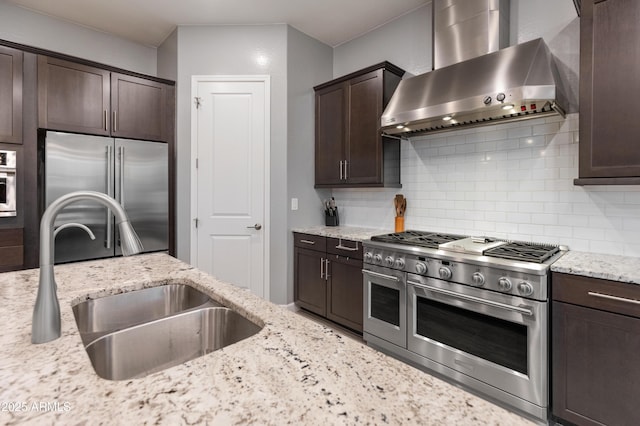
551;272;640;426
294;232;363;332
0;228;24;272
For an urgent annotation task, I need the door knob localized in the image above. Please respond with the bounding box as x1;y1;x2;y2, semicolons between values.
247;223;262;230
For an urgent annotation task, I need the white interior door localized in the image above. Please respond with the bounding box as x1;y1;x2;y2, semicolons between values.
192;76;270;299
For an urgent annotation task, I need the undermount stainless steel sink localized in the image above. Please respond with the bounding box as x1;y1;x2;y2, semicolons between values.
73;284;219;345
72;284;262;380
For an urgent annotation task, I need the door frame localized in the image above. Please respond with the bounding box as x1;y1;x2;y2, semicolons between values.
190;75;271;300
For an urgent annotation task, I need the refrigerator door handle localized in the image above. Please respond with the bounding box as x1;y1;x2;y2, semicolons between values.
119;146;125;208
105;145;113;249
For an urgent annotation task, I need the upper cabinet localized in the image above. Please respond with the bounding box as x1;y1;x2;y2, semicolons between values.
575;0;640;185
0;45;23;144
314;62;404;188
38;56;169;142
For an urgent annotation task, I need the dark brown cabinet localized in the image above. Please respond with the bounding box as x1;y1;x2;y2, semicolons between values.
552;272;640;425
0;228;24;272
38;56;110;136
111;73;168;141
294;232;364;332
38;56;169;142
314;62;404;188
0;45;23;144
575;0;640;185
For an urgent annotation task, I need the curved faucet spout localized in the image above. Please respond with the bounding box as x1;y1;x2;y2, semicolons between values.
32;191;143;344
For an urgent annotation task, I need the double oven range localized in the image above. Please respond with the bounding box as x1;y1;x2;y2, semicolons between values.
362;230;567;421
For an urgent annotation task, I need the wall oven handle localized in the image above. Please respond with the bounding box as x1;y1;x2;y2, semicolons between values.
407;280;534;316
588;292;640;306
362;269;399;281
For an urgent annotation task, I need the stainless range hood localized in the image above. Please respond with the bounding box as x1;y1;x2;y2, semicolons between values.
381;1;568;137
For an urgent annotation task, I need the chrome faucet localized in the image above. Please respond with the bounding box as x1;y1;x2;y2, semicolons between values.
32;191;143;344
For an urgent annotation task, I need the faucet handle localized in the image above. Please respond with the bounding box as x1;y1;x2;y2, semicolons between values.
53;222;96;240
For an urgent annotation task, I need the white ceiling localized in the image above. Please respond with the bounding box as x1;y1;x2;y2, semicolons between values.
7;0;430;48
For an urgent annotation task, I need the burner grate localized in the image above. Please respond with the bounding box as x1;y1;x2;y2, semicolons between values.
370;230;468;248
484;241;559;263
412;233;468;248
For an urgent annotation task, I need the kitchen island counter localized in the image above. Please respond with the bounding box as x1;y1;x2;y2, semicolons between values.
0;253;532;425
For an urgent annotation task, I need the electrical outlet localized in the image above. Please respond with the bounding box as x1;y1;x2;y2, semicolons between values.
291;198;298;210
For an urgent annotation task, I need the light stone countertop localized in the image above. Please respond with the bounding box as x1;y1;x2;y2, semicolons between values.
551;250;640;285
0;253;533;425
292;225;390;241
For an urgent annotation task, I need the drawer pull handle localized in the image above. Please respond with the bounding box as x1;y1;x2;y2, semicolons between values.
300;239;316;245
336;243;358;251
588;292;640;306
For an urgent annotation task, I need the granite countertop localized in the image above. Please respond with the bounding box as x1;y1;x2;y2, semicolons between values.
292;225;390;241
0;253;532;425
551;250;640;285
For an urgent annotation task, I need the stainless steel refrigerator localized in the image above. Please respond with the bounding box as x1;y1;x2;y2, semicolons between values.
43;131;168;264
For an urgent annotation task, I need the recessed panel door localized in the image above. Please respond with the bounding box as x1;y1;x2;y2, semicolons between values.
194;78;268;298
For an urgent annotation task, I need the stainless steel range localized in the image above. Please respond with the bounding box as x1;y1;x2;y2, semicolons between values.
362;230;567;422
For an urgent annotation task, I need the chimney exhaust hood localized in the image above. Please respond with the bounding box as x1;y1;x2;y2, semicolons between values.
381;1;568;137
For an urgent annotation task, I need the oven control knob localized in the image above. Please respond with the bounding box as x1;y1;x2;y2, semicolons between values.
385;256;395;267
373;254;383;264
439;266;452;280
517;282;534;296
498;277;512;291
395;258;405;269
472;272;485;286
364;252;373;262
415;262;427;274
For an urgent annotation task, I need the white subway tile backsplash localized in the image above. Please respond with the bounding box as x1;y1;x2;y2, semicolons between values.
333;113;640;256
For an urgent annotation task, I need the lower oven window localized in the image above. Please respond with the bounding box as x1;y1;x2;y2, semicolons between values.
416;297;528;374
371;283;400;327
0;178;6;204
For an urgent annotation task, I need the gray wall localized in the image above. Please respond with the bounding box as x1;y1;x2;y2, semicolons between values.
174;24;289;303
333;4;432;77
157;29;178;81
286;27;333;303
0;2;157;75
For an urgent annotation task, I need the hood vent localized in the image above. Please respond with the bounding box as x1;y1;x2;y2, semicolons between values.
381;1;568;137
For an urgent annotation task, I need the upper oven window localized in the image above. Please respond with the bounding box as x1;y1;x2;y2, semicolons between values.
416;297;528;374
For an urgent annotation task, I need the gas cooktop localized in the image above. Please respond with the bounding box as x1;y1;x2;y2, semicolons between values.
369;230;560;264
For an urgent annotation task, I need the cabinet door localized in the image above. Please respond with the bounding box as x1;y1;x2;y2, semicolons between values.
0;46;22;144
552;301;640;426
346;70;383;184
294;247;327;316
326;254;363;332
111;73;168;142
38;56;110;136
315;83;346;186
0;228;23;272
578;0;640;178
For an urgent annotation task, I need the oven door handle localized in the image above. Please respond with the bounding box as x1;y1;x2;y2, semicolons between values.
362;269;399;281
407;280;534;316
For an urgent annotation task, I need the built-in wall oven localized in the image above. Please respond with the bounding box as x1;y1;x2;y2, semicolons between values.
0;150;17;217
362;231;566;422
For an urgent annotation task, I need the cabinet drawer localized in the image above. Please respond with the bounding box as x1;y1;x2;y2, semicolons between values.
0;228;23;268
293;233;326;251
326;237;363;260
552;272;640;319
